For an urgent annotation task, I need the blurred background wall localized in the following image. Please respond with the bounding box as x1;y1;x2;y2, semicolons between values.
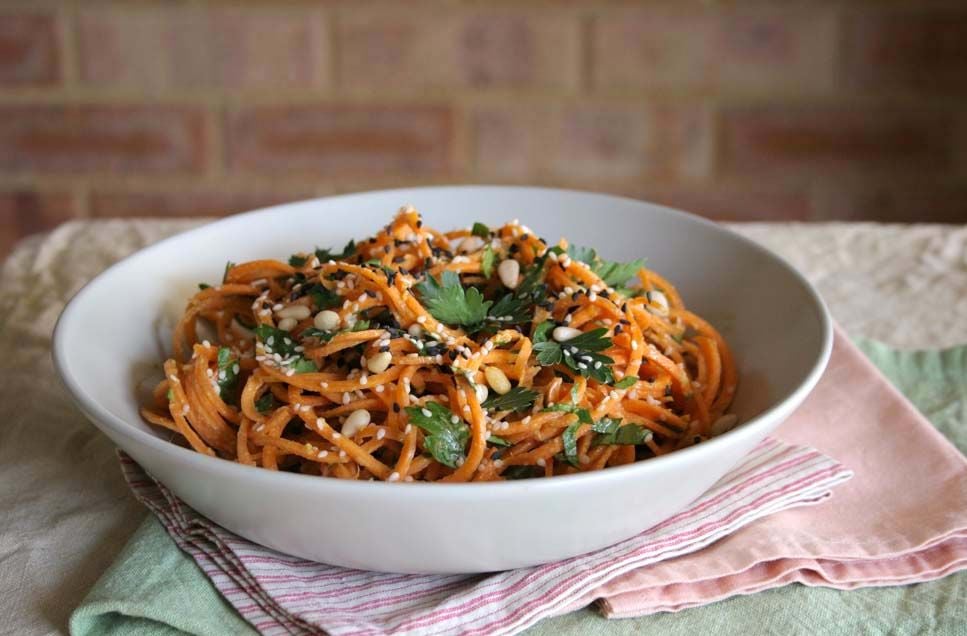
1;1;966;256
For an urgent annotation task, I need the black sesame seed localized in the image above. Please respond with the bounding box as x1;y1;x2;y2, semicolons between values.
509;244;519;254
416;220;423;228
392;403;401;413
614;325;623;335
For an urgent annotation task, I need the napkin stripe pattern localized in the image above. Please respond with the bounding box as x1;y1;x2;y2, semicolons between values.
120;436;851;636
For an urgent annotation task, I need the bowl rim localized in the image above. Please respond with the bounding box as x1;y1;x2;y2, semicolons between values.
52;185;833;495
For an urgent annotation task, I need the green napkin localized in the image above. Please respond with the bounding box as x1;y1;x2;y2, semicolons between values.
70;340;967;636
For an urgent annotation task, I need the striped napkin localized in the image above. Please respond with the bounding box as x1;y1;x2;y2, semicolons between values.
120;436;851;636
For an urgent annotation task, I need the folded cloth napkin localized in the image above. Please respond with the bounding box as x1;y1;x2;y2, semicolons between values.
120;438;851;635
596;326;967;617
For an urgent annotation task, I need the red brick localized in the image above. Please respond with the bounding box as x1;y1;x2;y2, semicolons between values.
720;106;954;175
549;105;650;180
0;105;207;175
631;186;812;221
0;13;61;85
813;185;967;223
89;190;311;218
226;104;455;177
0;190;78;258
76;8;328;90
472;108;543;180
592;8;836;92
337;11;579;91
472;102;711;182
843;11;967;94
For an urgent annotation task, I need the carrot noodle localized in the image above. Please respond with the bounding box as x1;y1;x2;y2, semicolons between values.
141;207;737;482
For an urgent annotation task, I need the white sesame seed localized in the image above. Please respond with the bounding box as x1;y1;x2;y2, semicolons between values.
342;392;351;404
416;315;427;324
317;450;328;459
332;431;342;439
388;472;401;482
536;458;546;467
339;450;347;459
421;407;432;417
405;424;412;434
450;415;460;424
375;384;385;393
588;291;598;302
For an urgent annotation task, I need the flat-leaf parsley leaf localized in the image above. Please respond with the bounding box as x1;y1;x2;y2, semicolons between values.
405;402;470;468
415;270;492;326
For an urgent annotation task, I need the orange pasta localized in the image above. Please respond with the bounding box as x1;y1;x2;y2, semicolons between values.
140;207;738;482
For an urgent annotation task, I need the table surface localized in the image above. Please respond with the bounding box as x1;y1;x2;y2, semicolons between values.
1;219;966;636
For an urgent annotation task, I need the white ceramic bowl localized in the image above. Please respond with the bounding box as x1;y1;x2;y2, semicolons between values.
53;186;831;574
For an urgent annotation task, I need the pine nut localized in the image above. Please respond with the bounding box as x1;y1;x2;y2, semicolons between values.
313;310;341;331
484;366;512;395
497;259;520;289
277;304;311;320
277;317;298;331
553;326;583;342
342;409;371;438
367;351;392;374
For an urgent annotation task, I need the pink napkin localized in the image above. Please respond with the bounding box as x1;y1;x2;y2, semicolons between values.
121;437;849;635
597;327;967;616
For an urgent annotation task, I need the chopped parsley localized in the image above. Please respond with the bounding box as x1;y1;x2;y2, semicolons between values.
415;270;492;327
471;222;491;239
216;347;240;402
254;324;316;372
198;282;211;290
315;240;356;263
591;418;652;447
305;283;341;310
288;254;308;267
613;376;637;389
561;420;583;467
481;245;496;279
255;392;280;413
481;386;538;412
532;322;615;383
405;402;469;468
222;261;235;283
503;465;544;480
543;401;594;425
566;245;645;288
254;324;299;356
487;435;512;447
290;358;318;374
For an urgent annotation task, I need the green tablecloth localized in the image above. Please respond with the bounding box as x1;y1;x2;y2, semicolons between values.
70;339;967;635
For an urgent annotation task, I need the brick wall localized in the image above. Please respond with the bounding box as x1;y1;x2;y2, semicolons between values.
1;1;966;256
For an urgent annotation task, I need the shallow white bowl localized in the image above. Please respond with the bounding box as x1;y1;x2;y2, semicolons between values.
53;186;831;574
